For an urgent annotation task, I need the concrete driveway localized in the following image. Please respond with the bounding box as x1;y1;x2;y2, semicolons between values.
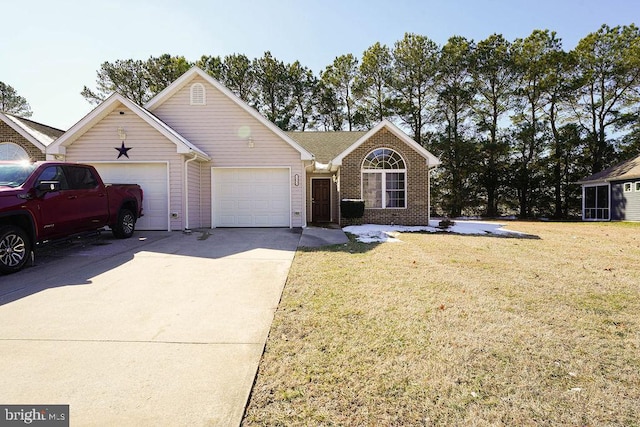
0;228;301;426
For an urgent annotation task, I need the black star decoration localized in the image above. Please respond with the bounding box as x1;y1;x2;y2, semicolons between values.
115;141;132;159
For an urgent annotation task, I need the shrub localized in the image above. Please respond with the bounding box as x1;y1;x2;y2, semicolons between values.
438;218;455;229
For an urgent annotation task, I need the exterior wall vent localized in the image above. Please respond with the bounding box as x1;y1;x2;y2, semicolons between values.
190;83;206;105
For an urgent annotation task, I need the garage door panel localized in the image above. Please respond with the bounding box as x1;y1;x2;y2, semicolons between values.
237;215;253;226
90;163;168;231
254;216;270;226
271;200;289;210
238;200;252;210
213;168;290;227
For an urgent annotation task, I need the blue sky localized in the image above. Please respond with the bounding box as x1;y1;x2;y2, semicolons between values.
1;0;637;129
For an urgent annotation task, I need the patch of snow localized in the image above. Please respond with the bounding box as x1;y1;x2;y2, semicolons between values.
343;220;526;243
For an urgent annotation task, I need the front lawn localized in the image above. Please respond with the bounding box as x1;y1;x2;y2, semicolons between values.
243;222;640;426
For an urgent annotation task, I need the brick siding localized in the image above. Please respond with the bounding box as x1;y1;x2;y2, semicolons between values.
0;121;46;161
339;127;430;226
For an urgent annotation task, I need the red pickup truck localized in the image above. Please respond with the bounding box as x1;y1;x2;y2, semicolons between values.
0;161;144;274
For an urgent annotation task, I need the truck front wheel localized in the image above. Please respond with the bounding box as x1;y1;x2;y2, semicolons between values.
0;225;32;274
112;208;136;239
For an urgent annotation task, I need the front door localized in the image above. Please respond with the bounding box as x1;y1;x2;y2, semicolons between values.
312;179;331;222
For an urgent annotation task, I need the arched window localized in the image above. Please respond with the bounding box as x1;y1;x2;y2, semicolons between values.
190;83;206;105
0;142;29;161
361;148;407;208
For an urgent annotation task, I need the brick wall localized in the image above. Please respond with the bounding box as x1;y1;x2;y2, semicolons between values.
0;121;46;161
339;127;430;226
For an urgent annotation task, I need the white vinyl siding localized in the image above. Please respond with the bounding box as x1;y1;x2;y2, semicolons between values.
64;78;308;231
61;103;185;231
150;76;306;227
187;159;202;228
212;168;290;227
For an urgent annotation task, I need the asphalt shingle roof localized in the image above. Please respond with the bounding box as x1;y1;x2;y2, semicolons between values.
578;154;640;183
285;131;368;163
2;112;65;146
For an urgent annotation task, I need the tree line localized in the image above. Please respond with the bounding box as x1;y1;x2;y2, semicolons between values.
80;24;640;218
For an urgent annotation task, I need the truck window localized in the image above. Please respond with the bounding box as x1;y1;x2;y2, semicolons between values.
0;163;37;187
36;166;69;190
65;166;99;190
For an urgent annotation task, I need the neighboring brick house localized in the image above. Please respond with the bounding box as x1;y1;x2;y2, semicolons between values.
578;154;640;221
0;112;64;161
288;120;440;226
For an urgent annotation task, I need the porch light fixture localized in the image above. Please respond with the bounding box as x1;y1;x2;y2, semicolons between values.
247;137;254;148
117;127;127;141
294;174;300;186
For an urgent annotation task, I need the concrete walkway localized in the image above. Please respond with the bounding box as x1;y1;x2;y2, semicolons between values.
0;228;301;426
299;225;349;247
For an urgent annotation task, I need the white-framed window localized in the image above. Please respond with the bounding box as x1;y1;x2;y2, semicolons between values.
623;182;632;193
190;83;206;105
361;148;406;209
0;142;29;160
635;182;640;192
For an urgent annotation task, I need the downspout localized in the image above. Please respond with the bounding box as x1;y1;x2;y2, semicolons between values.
428;164;431;224
428;162;437;224
184;152;198;232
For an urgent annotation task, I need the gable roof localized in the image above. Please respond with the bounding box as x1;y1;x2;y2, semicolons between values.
578;154;640;184
286;131;367;164
331;119;441;167
48;93;209;160
144;67;314;161
0;112;64;151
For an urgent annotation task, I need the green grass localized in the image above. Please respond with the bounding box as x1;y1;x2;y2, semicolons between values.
243;222;640;426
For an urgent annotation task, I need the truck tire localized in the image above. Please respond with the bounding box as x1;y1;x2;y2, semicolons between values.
0;225;32;274
112;208;136;239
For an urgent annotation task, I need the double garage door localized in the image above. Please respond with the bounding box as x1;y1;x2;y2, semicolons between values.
213;168;290;227
89;163;168;231
86;164;290;229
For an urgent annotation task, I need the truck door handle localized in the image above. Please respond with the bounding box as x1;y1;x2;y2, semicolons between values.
67;195;77;199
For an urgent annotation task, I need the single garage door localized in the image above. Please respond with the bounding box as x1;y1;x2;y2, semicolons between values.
212;167;290;227
89;163;169;230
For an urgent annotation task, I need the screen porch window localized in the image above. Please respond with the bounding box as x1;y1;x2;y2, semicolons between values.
584;184;609;220
361;148;406;209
